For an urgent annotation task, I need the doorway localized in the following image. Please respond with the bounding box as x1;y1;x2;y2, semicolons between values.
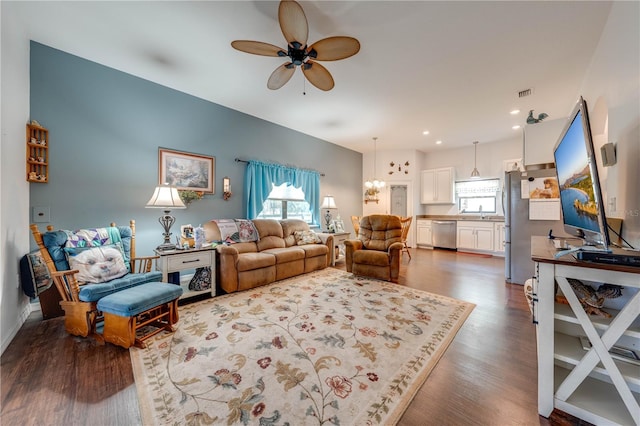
390;185;408;217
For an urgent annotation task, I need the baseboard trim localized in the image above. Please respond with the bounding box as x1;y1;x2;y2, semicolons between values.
0;301;32;356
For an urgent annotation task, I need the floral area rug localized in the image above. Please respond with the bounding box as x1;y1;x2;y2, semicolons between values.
130;268;474;425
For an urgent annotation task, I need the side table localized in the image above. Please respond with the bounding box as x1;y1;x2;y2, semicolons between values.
317;232;350;266
154;246;216;300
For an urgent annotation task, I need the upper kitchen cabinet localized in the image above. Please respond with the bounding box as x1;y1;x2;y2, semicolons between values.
421;167;455;204
523;118;566;166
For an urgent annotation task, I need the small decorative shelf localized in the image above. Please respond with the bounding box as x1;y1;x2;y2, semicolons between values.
26;123;49;183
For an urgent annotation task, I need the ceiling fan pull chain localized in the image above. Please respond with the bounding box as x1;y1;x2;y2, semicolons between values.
303;72;306;96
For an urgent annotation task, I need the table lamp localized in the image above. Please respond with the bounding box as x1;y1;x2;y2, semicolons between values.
320;195;337;232
145;183;186;250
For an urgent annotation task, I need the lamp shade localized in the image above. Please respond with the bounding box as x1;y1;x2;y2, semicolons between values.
145;184;186;209
321;195;337;209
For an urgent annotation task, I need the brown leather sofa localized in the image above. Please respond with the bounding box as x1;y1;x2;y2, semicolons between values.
344;215;404;283
204;219;333;293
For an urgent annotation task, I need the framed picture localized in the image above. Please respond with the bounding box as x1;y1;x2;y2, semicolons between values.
159;148;215;193
333;220;345;233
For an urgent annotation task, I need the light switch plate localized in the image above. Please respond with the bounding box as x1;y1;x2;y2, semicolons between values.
32;206;50;223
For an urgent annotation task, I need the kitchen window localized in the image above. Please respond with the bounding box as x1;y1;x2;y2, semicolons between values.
455;179;500;214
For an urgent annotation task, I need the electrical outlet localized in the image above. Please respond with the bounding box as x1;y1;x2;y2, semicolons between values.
608;197;616;213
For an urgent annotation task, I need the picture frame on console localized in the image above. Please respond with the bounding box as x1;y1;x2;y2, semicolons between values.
333;220;345;233
159;148;215;193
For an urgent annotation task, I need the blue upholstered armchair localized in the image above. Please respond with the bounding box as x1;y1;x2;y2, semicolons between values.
30;220;162;338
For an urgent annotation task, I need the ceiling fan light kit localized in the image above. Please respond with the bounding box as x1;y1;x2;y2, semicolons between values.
231;0;360;91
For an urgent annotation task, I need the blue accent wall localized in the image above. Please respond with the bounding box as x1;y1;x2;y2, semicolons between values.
30;42;362;255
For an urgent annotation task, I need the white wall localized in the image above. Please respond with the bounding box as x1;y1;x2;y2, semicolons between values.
578;1;640;247
361;148;421;246
419;137;523;216
1;2;32;354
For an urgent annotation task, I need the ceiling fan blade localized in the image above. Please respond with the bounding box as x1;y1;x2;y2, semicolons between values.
267;63;296;90
279;0;308;47
308;36;361;61
302;60;334;91
231;40;285;57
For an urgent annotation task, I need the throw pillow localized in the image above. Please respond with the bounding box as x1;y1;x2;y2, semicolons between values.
65;244;128;284
234;219;259;242
294;230;321;245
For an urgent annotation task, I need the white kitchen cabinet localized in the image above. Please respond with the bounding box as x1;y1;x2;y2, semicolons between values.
416;219;433;247
457;221;494;252
420;167;455;204
494;222;505;253
523;118;566;166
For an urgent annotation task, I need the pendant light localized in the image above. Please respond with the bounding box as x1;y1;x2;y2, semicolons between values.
365;137;385;190
470;141;480;178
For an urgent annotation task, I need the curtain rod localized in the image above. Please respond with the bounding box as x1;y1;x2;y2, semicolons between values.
235;158;325;176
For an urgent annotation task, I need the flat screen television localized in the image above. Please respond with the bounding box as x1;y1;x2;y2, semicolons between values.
553;96;610;249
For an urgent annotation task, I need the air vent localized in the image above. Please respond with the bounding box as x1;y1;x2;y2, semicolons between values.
518;88;533;98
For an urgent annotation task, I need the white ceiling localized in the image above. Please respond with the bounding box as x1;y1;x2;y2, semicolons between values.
10;1;612;154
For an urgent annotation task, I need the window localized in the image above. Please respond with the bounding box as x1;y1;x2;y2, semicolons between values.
455;179;500;214
256;183;312;222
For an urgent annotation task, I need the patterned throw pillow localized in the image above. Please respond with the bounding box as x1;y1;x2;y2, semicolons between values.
234;219;259;242
294;230;321;245
65;244;128;284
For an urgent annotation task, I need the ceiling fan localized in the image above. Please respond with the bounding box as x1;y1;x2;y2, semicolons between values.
231;0;360;91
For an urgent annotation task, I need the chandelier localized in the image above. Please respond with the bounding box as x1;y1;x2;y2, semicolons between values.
365;137;385;192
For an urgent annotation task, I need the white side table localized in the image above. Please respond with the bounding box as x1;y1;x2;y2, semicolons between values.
154;246;216;300
318;232;350;266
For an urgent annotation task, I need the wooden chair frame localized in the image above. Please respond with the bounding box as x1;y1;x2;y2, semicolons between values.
399;216;413;260
30;220;158;339
351;216;361;236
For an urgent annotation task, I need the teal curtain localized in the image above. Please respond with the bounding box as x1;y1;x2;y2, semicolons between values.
244;160;321;225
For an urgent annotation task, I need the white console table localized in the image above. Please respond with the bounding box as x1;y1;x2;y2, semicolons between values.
531;236;640;425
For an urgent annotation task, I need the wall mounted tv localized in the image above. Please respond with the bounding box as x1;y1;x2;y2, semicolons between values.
553;96;610;249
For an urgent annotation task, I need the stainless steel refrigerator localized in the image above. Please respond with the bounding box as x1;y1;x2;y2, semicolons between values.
504;169;567;285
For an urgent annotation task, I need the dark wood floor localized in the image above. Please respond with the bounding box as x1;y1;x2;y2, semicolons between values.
1;249;584;425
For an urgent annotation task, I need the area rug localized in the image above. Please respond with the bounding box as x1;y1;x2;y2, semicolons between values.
130;268;474;425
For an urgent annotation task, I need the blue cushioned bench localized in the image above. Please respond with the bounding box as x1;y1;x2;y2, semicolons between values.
97;282;183;349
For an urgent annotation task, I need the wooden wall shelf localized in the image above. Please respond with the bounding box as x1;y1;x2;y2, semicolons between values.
26;123;49;183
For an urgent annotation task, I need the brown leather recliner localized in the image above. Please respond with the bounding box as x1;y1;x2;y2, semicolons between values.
344;215;404;283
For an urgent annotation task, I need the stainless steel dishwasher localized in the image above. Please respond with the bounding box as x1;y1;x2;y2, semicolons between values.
432;220;457;249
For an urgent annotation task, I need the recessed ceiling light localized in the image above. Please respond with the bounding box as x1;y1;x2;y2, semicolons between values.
510;109;520;115
422;130;430;135
435;140;442;145
512;125;521;130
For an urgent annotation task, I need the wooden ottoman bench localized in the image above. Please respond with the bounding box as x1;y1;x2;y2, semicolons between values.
97;282;183;349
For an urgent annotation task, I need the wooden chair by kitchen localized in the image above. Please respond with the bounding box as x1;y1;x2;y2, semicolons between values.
351;216;361;236
399;216;413;260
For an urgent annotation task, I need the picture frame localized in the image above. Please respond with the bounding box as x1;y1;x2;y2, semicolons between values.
333;220;345;233
159;148;215;193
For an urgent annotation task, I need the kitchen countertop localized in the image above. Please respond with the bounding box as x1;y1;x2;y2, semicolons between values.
416;214;504;222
